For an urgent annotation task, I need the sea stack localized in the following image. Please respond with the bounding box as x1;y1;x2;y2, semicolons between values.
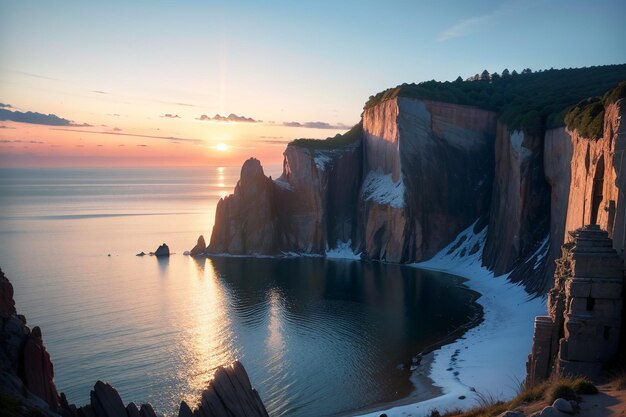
189;235;206;257
154;243;170;257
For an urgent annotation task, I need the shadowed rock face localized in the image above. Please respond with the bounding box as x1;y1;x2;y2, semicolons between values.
153;243;170;257
482;124;552;292
208;144;363;256
0;269;270;417
207;97;626;295
208;158;279;255
189;235;206;257
0;269;16;317
0;269;60;414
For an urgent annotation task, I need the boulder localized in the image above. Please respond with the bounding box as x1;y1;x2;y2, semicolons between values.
552;398;574;414
189;235;206;257
139;404;157;417
153;244;169;257
90;381;127;417
530;405;569;417
178;401;193;417
126;403;140;417
136;252;145;257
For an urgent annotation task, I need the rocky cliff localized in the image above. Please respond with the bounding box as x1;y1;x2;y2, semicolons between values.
0;270;269;417
207;83;626;294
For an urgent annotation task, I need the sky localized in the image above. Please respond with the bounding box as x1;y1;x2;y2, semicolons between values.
0;0;625;168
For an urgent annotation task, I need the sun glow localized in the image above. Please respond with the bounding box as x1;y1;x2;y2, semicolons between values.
216;143;228;152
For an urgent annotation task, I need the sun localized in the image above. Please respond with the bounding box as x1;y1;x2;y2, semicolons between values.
216;143;228;152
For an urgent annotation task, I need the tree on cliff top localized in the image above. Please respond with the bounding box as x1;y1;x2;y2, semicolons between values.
364;64;626;136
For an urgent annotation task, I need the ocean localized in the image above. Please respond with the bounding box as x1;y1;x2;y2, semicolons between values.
0;167;479;417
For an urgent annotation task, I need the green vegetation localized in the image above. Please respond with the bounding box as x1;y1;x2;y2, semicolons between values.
364;64;626;137
289;122;362;149
564;81;626;139
428;376;597;417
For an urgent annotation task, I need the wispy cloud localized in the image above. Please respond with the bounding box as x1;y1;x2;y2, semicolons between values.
282;121;349;130
51;128;204;143
91;90;108;94
14;71;58;80
196;113;260;123
437;2;519;42
0;139;45;144
437;15;491;41
161;113;181;118
0;108;90;127
257;139;292;145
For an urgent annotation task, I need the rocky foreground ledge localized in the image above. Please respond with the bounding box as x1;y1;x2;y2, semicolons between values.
0;268;269;417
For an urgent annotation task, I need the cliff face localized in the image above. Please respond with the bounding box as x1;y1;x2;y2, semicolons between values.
361;98;496;262
562;100;626;267
208;158;279;255
208;142;362;256
482;124;552;291
207;96;626;294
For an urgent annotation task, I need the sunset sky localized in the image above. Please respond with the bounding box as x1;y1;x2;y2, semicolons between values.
1;0;625;167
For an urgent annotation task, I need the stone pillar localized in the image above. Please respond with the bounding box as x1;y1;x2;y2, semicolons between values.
527;316;556;385
557;225;624;378
527;224;624;384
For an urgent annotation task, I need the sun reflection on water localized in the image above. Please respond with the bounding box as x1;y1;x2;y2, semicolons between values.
172;258;239;409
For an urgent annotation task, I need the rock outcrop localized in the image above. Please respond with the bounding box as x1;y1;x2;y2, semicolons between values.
189;235;206;257
153;243;170;257
0;269;270;417
76;361;268;417
0;269;61;415
209;158;279;255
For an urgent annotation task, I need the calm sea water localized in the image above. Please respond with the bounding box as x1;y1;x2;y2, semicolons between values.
0;167;478;417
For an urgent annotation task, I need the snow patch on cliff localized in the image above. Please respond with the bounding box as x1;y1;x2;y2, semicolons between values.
314;152;333;170
362;170;404;208
325;240;361;260
273;177;294;191
357;221;545;417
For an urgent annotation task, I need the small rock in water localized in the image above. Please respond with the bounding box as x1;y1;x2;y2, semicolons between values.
189;235;206;257
107;254;111;257
154;243;170;257
183;250;190;256
136;252;146;256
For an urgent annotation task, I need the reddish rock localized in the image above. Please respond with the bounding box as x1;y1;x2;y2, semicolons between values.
22;326;60;409
208;158;279;255
0;268;16;317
